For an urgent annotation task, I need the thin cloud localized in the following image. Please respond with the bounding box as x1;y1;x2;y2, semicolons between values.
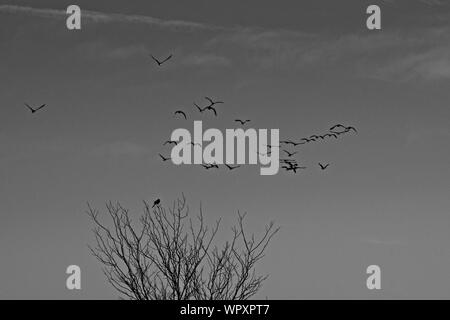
0;5;225;32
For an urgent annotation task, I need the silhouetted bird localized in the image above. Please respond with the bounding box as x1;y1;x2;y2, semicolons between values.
159;154;171;161
319;163;330;170
235;119;251;125
324;133;338;139
204;105;218;116
289;140;305;146
345;126;358;133
174;110;187;119
24;103;46;114
152;199;161;208
330;124;346;131
150;54;173;66
194;103;205;113
283;150;298;157
280;159;297;164
225;164;241;170
283;165;306;173
202;163;219;169
163;140;178;146
204;96;224;107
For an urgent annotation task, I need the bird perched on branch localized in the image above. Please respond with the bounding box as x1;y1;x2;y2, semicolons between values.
152;198;161;208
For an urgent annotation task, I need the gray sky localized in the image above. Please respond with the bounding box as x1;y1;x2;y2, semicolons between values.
0;0;449;299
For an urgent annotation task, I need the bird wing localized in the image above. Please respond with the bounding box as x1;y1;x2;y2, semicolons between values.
204;96;214;104
210;107;217;116
24;103;34;112
175;111;187;119
162;54;173;63
150;55;160;64
194;103;203;112
36;104;46;111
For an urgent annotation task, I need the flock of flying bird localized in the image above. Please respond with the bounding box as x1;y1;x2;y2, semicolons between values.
153;53;358;174
22;53;357;175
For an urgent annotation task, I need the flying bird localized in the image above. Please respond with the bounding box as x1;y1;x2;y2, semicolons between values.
345;126;358;133
283;150;298;157
174;110;187;119
202;163;219;169
289;140;305;146
194;103;205;113
204;96;224;107
159;154;171;161
150;54;173;66
225;164;241;170
324;133;338;139
152;199;161;208
204;105;218;116
330;124;346;131
235;119;251;125
163;140;178;146
24;103;46;114
319;163;330;170
283;165;306;173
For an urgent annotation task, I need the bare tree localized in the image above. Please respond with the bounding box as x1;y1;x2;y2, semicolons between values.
87;194;279;300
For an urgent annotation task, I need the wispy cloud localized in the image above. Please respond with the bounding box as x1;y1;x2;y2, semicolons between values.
3;4;450;82
0;5;225;32
373;45;450;81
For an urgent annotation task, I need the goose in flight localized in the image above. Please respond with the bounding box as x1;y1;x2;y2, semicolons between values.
323;133;338;139
194;103;205;113
289;140;305;146
174;110;187;119
280;159;297;164
152;198;161;208
283;150;298;157
225;164;241;170
319;163;330;170
150;54;173;66
24;103;46;114
204;105;218;116
235;119;251;125
329;124;346;131
163;140;178;146
345;126;358;133
159;154;171;161
202;163;219;169
204;96;224;107
283;165;306;173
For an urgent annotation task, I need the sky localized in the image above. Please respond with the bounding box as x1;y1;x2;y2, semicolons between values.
0;0;449;299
